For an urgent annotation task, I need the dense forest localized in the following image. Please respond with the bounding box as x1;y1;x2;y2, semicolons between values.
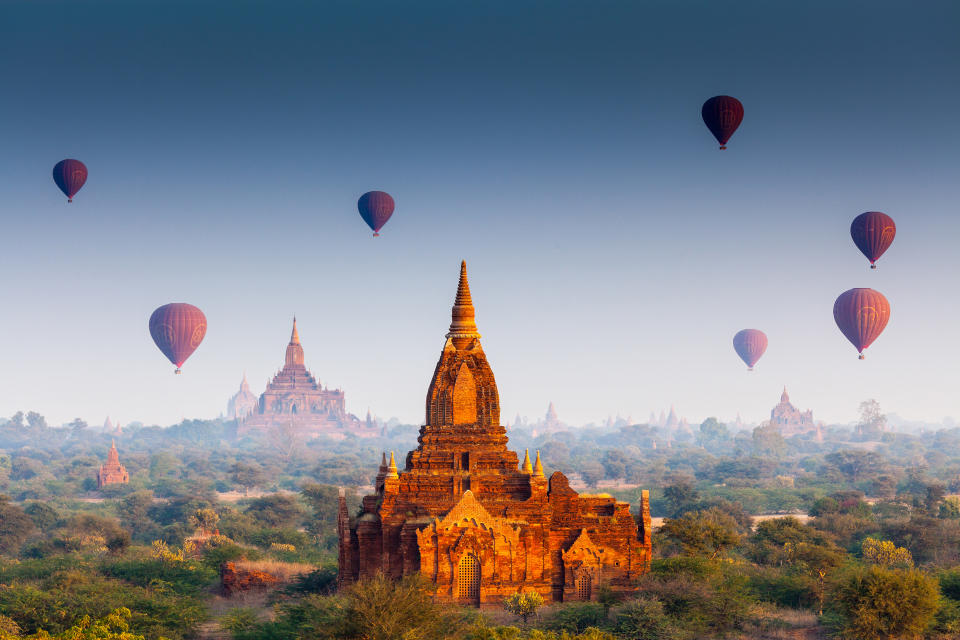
4;405;960;639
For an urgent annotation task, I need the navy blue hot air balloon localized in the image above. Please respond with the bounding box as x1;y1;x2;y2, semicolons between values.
357;191;395;236
701;96;744;150
52;159;88;202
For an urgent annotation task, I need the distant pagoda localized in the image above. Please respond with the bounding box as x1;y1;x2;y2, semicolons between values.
770;387;819;437
227;373;258;419
238;318;375;438
338;262;652;605
97;440;129;488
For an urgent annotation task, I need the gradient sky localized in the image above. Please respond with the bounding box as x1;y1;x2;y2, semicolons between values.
1;0;958;428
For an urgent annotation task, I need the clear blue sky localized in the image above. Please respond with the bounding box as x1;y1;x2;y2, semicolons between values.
1;0;958;428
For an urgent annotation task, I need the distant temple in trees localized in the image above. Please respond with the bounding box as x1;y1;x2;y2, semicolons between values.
235;319;376;439
770;387;822;438
97;440;129;488
338;262;652;605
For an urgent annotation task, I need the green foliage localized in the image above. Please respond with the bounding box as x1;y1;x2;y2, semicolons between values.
657;507;741;558
612;597;683;640
18;607;145;640
546;604;607;633
100;556;218;596
234;575;466;640
0;495;34;555
503;591;544;624
828;565;940;640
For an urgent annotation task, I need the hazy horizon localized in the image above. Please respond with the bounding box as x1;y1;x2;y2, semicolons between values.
1;0;958;427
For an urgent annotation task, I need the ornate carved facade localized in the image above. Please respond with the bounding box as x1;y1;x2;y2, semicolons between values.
338;262;652;605
97;440;129;488
238;319;375;438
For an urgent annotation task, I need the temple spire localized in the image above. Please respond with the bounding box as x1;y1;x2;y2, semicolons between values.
781;386;790;403
386;451;399;478
521;449;533;474
533;450;544;477
446;260;481;348
291;316;300;344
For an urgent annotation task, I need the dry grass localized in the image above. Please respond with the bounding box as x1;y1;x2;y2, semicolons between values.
232;559;315;581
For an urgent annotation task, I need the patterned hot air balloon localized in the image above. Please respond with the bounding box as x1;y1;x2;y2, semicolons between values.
850;212;896;269
357;191;395;236
733;329;768;371
52;159;88;202
701;96;744;150
833;288;890;360
149;303;207;374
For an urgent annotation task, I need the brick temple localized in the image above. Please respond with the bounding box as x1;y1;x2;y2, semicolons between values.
338;261;652;605
97;440;129;488
238;318;375;438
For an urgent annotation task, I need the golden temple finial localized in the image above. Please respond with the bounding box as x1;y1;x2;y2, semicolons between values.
446;260;481;348
291;316;300;344
521;449;533;474
387;451;399;478
533;450;544;477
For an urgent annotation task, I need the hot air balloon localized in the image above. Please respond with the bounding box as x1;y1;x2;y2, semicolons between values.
149;303;207;374
701;96;744;150
733;329;768;371
52;159;88;202
850;211;896;269
833;288;890;359
357;191;395;236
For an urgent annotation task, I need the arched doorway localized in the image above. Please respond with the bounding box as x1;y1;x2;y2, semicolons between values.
576;574;592;601
457;553;481;604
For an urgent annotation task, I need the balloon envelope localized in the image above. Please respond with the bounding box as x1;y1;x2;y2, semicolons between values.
701;96;744;149
733;329;768;370
149;303;207;373
52;159;88;202
833;288;890;359
357;191;395;236
850;211;896;268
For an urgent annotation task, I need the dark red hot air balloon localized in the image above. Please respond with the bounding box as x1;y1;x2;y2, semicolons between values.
733;329;768;371
833;288;890;359
701;96;744;150
357;191;395;236
149;303;207;374
52;159;88;202
850;211;896;269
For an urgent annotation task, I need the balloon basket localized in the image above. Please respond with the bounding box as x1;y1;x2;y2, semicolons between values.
858;354;865;360
372;232;379;237
175;368;182;375
747;367;753;372
870;264;877;269
719;146;727;150
67;198;73;203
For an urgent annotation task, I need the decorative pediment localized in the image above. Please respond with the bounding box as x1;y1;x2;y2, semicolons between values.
438;490;496;530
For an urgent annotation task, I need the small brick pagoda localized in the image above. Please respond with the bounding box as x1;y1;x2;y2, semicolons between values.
97;440;129;488
338;261;652;605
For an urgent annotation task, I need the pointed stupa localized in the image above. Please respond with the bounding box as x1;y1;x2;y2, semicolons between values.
521;449;533;473
285;316;305;367
781;387;790;404
107;439;120;464
386;451;399;478
446;260;481;348
533;450;544;477
104;416;113;431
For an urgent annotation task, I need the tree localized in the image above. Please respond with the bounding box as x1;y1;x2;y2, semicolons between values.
230;462;266;495
68;418;88;435
752;422;785;457
25;411;47;430
503;590;544;625
245;494;303;528
0;494;34;555
857;399;887;436
189;507;220;536
661;481;699;518
862;538;913;568
658;508;741;559
23;502;60;532
825;450;888;484
830;566;939;640
697;417;728;445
